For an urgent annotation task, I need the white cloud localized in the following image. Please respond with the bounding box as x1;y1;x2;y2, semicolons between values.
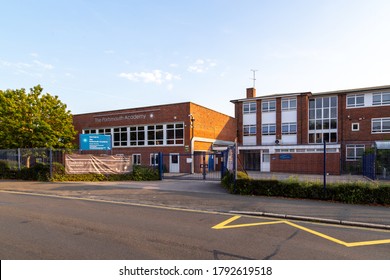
119;70;181;85
33;60;54;70
187;58;217;73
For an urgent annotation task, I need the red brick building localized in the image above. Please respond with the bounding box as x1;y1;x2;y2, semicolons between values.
72;102;236;173
231;85;390;175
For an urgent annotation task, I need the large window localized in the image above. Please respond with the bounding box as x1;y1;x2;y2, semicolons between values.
347;94;365;108
282;122;297;135
243;102;256;114
83;122;184;147
243;125;256;136
373;92;390;106
372;118;390;133
113;127;128;147
262;100;276;112
281;98;297;111
130;126;145;146
166;123;184;145
346;145;365;161
262;124;276;135
147;125;164;145
308;96;338;143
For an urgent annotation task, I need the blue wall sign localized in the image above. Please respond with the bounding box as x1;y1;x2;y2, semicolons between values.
80;134;112;150
279;154;292;160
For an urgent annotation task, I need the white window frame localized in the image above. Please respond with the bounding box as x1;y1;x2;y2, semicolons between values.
243;125;256;136
281;98;297;111
352;123;360;131
132;154;141;165
372;92;390;106
262;100;276;112
346;144;365;161
243;102;257;114
346;94;365;108
282;122;297;135
372;117;390;133
262;123;276;135
150;153;159;166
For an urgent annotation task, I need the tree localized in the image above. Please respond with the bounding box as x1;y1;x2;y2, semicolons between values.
0;85;76;149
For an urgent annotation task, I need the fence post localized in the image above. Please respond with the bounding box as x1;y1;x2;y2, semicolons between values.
17;148;21;171
158;152;163;180
202;152;206;180
323;141;327;193
49;148;53;179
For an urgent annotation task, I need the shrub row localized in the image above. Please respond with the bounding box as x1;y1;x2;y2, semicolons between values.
0;160;159;182
222;172;390;205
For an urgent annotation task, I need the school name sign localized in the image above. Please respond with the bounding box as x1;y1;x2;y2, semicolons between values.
80;134;112;151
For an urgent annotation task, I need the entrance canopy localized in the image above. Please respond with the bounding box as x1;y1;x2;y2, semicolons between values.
375;141;390;150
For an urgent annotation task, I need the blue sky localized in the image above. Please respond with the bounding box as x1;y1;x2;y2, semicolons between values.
1;0;390;117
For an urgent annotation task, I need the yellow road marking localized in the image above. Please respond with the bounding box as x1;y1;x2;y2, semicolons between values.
212;215;284;229
213;215;390;248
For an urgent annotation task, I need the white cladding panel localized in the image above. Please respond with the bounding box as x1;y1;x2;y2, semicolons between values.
243;136;257;145
262;112;276;124
243;114;257;125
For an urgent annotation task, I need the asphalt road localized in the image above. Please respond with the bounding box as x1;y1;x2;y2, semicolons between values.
1;191;389;260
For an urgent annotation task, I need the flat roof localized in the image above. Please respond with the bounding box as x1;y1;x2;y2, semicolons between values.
230;91;311;103
313;85;390;96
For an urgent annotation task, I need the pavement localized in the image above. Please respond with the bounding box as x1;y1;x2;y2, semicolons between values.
0;179;389;230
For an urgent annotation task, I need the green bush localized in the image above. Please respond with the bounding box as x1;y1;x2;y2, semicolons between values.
131;165;159;181
19;163;50;181
0;160;11;178
221;174;390;205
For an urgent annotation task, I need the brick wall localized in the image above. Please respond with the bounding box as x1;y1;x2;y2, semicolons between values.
271;152;340;175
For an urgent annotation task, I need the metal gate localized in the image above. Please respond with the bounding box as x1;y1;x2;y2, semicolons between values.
362;153;376;180
159;151;225;181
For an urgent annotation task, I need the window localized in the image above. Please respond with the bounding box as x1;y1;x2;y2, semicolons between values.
281;98;297;111
372;118;390;133
132;154;141;165
346;145;365;161
97;128;112;135
243;102;256;114
347;94;365;108
308;96;338;143
373;92;390;106
83;129;97;134
282;122;297;134
262;124;276;135
147;125;164;145
130;126;145;146
150;153;159;166
113;127;128;147
262;100;276;112
166;123;184;145
243;125;256;136
352;123;359;131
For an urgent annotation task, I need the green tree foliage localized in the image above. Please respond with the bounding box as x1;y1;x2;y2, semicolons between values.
0;85;76;149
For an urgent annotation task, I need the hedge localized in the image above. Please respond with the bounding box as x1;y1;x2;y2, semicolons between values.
222;172;390;205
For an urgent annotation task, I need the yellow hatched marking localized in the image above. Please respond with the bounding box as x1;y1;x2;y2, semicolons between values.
213;215;390;248
212;215;284;229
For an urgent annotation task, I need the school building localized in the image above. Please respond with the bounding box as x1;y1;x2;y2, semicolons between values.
72;102;236;173
231;85;390;175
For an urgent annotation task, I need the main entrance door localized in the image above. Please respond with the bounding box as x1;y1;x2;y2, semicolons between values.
261;151;270;172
